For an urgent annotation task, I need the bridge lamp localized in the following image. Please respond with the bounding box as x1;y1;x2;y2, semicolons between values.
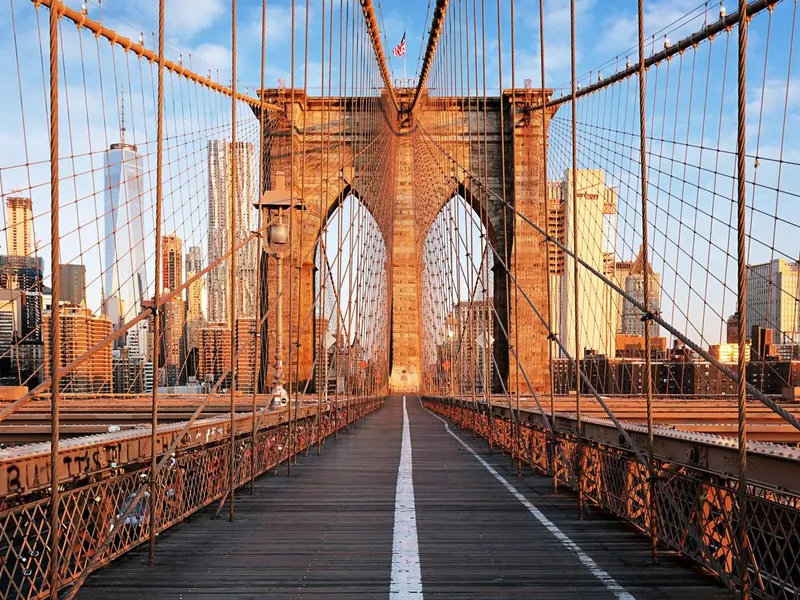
253;171;306;401
269;220;290;246
254;172;306;252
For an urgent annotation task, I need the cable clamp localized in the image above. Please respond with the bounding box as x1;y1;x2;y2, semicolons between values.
547;332;557;342
640;312;655;323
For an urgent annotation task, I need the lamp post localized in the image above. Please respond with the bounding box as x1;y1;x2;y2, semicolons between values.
253;172;305;408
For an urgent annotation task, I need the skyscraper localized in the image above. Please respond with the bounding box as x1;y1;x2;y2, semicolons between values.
186;245;203;283
547;182;566;362
0;308;14;366
746;258;799;344
620;245;661;338
184;246;205;379
235;318;257;392
199;322;231;387
43;306;113;393
5;196;33;257
314;317;331;392
726;312;739;344
161;234;183;292
613;259;633;334
148;234;186;386
1;197;44;354
151;296;186;387
102;132;147;339
556;169;618;358
59;264;86;306
453;299;494;394
207;140;257;324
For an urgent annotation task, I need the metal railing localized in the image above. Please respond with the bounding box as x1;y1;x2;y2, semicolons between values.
0;396;384;599
424;397;800;600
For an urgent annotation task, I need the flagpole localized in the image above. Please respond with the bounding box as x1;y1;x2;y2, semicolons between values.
393;32;407;86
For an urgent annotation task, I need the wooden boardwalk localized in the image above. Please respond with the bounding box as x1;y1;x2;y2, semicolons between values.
79;396;731;599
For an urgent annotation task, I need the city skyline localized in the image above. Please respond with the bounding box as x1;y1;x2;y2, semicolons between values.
0;159;796;395
0;0;797;363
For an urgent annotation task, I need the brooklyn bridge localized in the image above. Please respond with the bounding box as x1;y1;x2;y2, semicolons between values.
0;0;799;598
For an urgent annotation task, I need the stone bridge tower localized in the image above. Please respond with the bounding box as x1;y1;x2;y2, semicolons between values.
253;87;554;396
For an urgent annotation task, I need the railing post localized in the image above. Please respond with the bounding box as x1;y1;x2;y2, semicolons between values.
636;0;659;565
148;0;166;566
735;0;750;596
47;2;62;597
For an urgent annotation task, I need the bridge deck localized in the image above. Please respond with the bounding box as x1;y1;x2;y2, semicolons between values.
79;396;731;599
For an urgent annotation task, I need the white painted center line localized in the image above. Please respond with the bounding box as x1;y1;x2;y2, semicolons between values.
421;399;636;600
390;396;424;598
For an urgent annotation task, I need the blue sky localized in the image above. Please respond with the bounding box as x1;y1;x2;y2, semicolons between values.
20;0;751;93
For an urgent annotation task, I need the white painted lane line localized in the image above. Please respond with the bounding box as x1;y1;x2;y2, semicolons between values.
421;399;636;600
390;396;424;598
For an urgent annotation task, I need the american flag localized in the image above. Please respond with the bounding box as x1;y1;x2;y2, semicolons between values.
392;32;406;57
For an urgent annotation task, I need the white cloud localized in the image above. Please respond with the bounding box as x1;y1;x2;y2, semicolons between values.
243;3;310;47
164;0;227;39
748;77;800;116
512;0;595;88
594;0;713;61
190;43;233;78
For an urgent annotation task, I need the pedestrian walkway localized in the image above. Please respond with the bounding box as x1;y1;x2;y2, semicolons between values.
79;396;731;598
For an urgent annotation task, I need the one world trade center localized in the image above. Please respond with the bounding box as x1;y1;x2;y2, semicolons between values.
102;103;149;354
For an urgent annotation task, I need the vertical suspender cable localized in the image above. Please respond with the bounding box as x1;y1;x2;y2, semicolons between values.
479;0;493;449
252;0;268;493
636;0;659;564
495;0;515;464
447;15;455;404
47;2;62;597
292;0;311;464
340;0;349;431
287;0;296;476
229;0;239;521
509;0;523;476
149;0;166;563
456;0;466;406
334;0;344;426
466;0;478;429
317;0;328;454
538;0;558;492
736;0;750;596
569;0;585;519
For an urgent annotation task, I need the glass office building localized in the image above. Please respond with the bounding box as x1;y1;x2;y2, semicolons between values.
103;141;148;352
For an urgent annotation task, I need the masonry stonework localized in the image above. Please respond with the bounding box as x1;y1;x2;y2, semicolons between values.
255;89;553;395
